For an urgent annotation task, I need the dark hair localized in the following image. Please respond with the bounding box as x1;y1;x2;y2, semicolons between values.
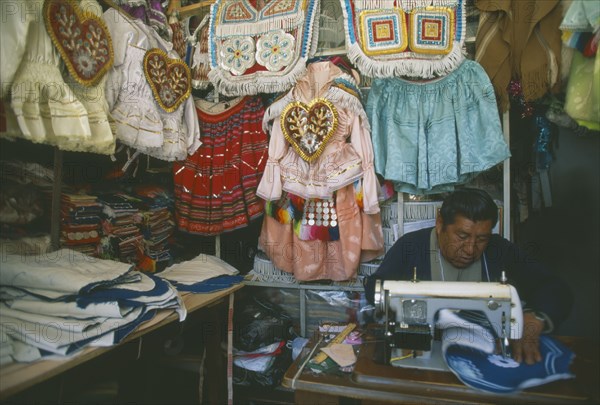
439;188;498;228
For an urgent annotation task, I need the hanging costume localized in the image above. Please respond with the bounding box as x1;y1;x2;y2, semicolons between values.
366;59;510;195
475;0;563;112
4;0;116;155
340;0;467;79
103;7;201;161
115;0;170;38
560;0;600;131
207;0;321;96
256;61;384;281
173;96;268;235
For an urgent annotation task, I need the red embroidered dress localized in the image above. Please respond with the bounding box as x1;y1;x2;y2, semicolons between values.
173;96;268;235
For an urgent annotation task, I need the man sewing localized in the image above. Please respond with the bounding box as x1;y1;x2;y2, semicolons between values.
365;188;573;365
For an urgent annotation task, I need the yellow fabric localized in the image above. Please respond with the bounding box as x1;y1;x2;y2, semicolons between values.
564;50;600;131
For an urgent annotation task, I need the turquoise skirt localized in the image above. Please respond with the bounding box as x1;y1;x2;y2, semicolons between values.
366;60;510;195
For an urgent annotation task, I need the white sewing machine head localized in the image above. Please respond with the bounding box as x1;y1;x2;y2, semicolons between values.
374;278;523;371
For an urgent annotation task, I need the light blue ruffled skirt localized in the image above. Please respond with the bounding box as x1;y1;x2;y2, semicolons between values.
366;60;511;195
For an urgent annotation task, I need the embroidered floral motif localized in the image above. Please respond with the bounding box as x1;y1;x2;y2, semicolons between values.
143;48;191;112
43;0;113;86
281;98;338;162
256;30;295;71
219;37;256;75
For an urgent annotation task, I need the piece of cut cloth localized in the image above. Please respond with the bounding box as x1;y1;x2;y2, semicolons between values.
437;309;574;394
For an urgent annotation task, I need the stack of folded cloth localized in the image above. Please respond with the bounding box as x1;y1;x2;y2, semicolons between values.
133;186;176;273
158;254;243;293
61;192;104;256
98;193;143;263
0;249;185;362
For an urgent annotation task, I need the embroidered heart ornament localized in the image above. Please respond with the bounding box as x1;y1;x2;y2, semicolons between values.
43;0;113;87
143;49;191;113
280;99;338;162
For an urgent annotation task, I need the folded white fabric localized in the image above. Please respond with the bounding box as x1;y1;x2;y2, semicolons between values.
1;306;144;356
0;249;135;295
0;251;187;360
159;254;239;285
10;338;42;363
5;298;128;319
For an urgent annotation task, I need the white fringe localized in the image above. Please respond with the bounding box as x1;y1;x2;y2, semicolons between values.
382;227;396;245
191;79;210;90
262;91;295;133
352;0;459;12
208;57;309;96
208;0;320;96
215;11;306;37
404;201;443;220
252;250;370;287
398;0;459;11
354;0;395;10
327;86;371;134
347;41;466;79
251;254;298;284
358;261;380;276
307;0;321;59
380;200;443;226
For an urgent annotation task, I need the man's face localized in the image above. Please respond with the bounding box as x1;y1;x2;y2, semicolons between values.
436;214;493;269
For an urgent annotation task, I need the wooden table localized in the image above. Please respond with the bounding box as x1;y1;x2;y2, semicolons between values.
0;284;244;402
283;331;600;404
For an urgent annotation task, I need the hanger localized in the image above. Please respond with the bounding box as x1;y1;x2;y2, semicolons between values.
167;0;214;20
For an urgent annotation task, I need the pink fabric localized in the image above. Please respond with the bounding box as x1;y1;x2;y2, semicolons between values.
257;62;380;214
257;61;384;281
259;184;383;281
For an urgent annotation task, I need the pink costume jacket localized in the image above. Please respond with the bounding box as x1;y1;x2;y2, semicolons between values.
257;61;384;281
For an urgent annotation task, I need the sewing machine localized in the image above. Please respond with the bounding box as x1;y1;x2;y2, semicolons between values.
373;276;523;371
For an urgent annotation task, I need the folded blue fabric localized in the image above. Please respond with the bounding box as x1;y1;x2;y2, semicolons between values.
173;275;244;293
444;335;575;393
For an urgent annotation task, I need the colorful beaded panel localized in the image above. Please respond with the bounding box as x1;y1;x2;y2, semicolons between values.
359;9;408;56
143;48;192;113
409;7;454;55
280;98;339;162
43;0;113;87
341;0;465;79
208;0;320;95
216;0;303;27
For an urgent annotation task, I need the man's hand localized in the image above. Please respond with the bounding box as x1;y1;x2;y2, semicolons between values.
511;311;545;364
